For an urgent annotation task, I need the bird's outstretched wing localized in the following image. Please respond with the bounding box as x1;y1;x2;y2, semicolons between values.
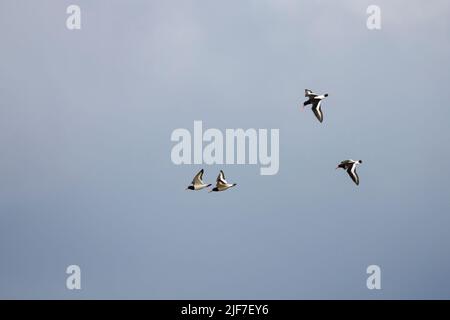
312;100;323;123
305;89;317;97
336;163;346;170
339;160;353;169
192;169;204;185
346;165;359;185
217;170;227;184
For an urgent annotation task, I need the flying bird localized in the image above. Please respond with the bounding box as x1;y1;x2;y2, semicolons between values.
209;170;237;192
186;169;211;190
336;160;363;186
303;89;329;123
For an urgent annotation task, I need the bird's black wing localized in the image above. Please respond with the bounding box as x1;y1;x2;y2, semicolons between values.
312;101;323;123
346;166;359;185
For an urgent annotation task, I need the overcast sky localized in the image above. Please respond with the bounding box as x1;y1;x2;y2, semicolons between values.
1;0;450;299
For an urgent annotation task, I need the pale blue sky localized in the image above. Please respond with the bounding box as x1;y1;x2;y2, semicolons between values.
1;0;450;299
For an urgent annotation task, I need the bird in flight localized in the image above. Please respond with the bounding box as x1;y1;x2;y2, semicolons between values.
186;169;211;191
336;159;363;186
303;89;329;123
209;170;237;192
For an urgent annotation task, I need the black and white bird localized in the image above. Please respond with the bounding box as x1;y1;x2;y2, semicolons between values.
336;160;363;186
209;170;237;192
186;169;211;190
303;89;329;123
